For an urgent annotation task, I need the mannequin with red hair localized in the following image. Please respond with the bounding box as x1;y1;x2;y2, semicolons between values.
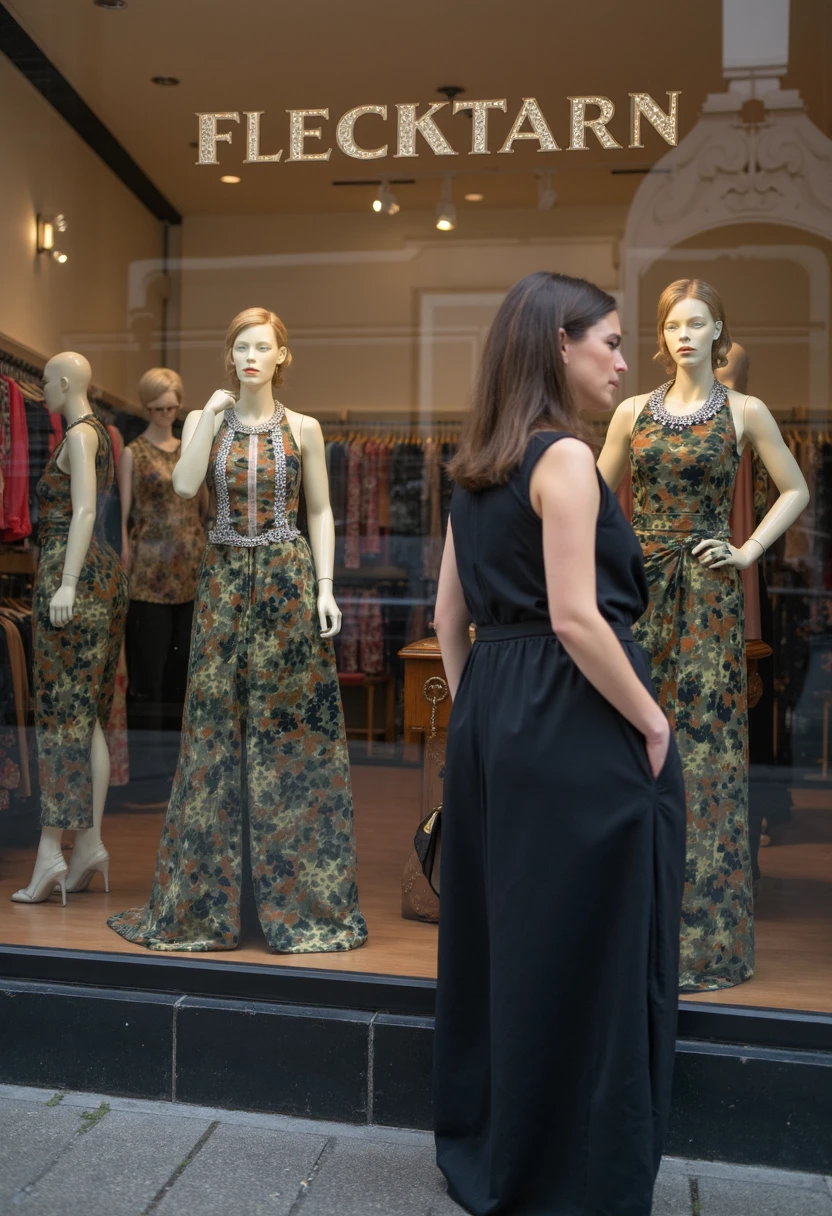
599;279;808;992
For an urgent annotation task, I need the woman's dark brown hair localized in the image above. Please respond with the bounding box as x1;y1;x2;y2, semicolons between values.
448;271;617;491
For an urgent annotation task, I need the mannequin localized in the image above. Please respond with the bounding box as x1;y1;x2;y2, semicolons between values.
12;352;128;904
119;368;205;793
108;307;367;953
598;280;809;991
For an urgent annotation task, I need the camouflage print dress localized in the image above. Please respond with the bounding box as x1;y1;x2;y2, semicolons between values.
631;382;754;991
34;414;128;829
108;404;368;954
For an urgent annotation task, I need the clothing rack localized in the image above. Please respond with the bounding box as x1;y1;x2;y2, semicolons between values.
0;332;140;420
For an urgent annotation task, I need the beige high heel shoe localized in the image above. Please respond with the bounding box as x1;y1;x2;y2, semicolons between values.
11;859;68;906
65;845;110;894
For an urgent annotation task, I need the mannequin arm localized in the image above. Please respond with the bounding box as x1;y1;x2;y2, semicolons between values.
172;393;230;499
696;397;810;570
742;398;810;555
597;399;635;490
50;425;98;625
300;417;341;638
118;444;133;571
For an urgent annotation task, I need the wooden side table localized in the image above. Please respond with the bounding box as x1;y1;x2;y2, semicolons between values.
399;636;451;823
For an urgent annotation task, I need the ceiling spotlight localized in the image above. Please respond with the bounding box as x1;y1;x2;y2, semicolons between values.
537;173;558;211
94;0;127;7
436;178;457;232
221;175;241;184
151;75;180;87
372;181;400;216
464;192;484;202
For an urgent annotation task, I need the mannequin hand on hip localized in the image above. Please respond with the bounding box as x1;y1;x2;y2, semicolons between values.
317;586;342;639
49;584;77;626
692;537;756;571
206;389;236;415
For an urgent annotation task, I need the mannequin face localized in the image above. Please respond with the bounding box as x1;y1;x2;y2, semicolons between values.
42;364;67;413
146;389;179;420
231;323;287;389
663;296;723;372
560;311;627;411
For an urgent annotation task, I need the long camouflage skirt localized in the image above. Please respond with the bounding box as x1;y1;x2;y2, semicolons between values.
108;538;368;954
33;536;128;830
634;523;754;992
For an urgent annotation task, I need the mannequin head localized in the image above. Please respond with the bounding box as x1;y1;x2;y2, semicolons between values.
717;342;750;394
224;308;291;392
655;279;731;376
138;367;184;421
42;351;92;415
449;272;623;490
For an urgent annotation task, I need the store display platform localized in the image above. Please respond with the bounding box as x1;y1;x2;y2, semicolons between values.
1;767;831;1171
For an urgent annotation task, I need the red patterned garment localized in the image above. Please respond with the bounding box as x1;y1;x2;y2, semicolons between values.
0;376;31;542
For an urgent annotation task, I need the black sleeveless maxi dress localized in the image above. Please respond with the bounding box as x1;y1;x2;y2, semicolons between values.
434;432;687;1216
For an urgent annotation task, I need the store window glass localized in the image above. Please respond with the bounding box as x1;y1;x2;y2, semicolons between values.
0;0;829;1011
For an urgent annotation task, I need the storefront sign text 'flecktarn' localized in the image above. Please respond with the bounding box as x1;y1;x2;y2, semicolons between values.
195;94;681;165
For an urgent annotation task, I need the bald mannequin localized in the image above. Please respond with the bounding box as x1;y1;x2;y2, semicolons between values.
717;342;750;394
12;352;115;904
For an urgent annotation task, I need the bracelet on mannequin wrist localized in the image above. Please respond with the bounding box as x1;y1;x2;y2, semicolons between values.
61;572;79;583
318;577;333;584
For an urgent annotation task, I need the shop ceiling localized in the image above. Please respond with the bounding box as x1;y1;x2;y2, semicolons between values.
3;0;831;220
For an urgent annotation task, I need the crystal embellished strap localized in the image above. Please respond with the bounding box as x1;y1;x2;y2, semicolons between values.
648;379;728;431
207;402;300;547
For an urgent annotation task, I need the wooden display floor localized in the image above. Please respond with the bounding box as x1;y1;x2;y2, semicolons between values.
1;768;830;1013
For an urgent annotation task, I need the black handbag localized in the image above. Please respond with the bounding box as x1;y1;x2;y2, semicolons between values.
414;805;442;896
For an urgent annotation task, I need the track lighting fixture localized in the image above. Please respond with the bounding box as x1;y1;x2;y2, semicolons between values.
436;178;456;232
372;181;400;216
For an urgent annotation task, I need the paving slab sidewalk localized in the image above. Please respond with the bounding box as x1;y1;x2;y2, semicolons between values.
0;1084;829;1216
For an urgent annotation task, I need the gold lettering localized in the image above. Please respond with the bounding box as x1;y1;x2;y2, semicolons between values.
498;98;559;154
243;112;283;164
195;112;240;165
453;100;507;154
395;103;458;158
286;109;332;162
629;91;681;147
336;105;388;159
568;96;621;151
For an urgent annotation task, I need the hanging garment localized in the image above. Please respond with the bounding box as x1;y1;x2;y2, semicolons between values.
0;627;20;809
33;415;128;829
0;616;31;796
436;432;685;1216
361;439;381;557
344;439;363;569
127;434;205;604
108;406;367;954
0;376;31;543
631;385;753;991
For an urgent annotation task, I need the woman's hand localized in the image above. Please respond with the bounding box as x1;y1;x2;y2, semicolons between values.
317;586;342;639
49;584;76;627
692;537;753;570
206;390;236;416
645;717;671;780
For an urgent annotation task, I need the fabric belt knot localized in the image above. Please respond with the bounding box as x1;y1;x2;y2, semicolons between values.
475;619;635;644
633;511;731;551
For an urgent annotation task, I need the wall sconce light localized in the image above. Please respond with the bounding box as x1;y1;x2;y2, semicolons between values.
37;214;68;263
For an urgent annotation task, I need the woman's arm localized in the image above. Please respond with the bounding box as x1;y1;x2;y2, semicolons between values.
172;392;231;499
50;425;99;626
298;416;341;638
531;438;670;776
117;444;133;572
433;521;472;698
597;398;635;490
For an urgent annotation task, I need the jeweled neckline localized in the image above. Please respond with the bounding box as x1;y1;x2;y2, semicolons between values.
648;379;728;431
227;403;284;434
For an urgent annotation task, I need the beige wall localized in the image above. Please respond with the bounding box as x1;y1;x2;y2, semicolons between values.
172;207;627;417
0;54;164;404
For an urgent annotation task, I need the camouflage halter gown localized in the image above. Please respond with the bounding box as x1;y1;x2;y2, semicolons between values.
631;384;754;991
109;405;368;954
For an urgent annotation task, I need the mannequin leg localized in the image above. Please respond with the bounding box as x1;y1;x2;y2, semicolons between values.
11;826;67;904
65;721;111;892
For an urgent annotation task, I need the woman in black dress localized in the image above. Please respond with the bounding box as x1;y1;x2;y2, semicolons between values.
433;272;686;1216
